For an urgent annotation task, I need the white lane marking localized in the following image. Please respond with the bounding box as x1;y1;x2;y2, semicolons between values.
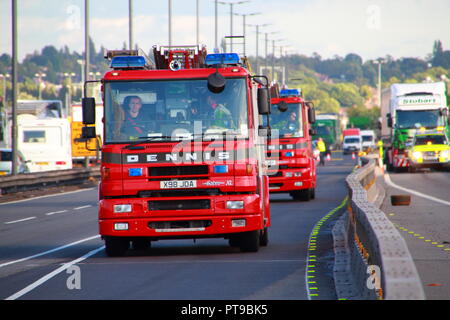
0;235;100;268
73;205;92;210
0;188;95;206
4;217;36;224
45;210;68;216
384;173;450;206
5;245;104;300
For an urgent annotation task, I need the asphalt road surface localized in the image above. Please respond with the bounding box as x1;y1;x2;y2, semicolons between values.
380;168;450;300
0;154;354;301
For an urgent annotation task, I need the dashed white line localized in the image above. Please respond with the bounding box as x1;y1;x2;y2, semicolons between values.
45;210;68;216
73;205;92;210
4;217;36;225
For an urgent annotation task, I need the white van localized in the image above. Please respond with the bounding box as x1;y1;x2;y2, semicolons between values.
343;135;362;155
360;130;376;151
17;114;72;172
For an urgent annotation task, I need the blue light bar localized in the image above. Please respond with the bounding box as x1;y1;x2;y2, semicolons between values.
205;53;240;66
110;56;147;69
280;89;300;97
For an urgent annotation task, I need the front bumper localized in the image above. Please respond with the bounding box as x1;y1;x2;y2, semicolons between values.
98;194;266;238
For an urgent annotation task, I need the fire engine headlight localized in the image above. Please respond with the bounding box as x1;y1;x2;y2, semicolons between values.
412;151;422;159
440;150;450;159
226;201;244;209
114;204;132;213
285;172;293;177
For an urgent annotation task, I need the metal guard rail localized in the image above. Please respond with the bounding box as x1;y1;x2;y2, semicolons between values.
0;167;100;195
345;157;425;300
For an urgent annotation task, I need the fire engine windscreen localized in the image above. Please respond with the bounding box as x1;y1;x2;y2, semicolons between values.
266;103;303;137
396;110;443;129
104;78;249;143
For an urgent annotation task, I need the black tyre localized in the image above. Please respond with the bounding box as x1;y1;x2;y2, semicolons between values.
104;236;129;257
291;188;312;201
132;238;151;251
239;230;260;252
259;227;269;247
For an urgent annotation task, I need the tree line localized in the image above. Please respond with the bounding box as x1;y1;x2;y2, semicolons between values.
0;39;449;129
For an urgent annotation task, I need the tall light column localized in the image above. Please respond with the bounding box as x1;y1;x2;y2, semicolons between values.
234;12;259;56
168;0;172;47
219;1;249;52
373;59;386;107
84;0;90;82
12;0;18;175
129;0;134;50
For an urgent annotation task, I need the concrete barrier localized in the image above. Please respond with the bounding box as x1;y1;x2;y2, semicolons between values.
333;156;425;300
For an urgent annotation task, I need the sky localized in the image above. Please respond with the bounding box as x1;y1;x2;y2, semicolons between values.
1;0;450;62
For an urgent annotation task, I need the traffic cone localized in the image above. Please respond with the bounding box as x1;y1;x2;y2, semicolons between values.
352;152;355;160
326;153;331;161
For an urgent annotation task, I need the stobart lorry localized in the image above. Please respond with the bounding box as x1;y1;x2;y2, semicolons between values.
384;82;450;171
267;88;317;201
81;46;272;256
313;113;341;150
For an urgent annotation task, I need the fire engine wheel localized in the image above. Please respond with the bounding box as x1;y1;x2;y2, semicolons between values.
132;238;151;251
238;230;260;252
104;236;129;257
291;188;313;201
259;227;269;247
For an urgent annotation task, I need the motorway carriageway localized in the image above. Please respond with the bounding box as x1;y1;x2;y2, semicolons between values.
0;153;355;300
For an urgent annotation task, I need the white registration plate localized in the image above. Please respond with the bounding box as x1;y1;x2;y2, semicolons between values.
160;180;197;189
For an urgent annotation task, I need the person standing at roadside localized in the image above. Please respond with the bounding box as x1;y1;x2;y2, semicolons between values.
317;137;327;166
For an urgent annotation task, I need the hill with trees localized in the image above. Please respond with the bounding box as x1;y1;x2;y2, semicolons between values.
1;39;449;130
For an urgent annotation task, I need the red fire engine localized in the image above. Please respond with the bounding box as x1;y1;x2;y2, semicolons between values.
266;88;317;200
81;46;271;256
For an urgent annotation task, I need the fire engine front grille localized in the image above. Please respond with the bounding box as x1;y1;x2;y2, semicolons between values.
148;220;212;231
149;165;209;177
148;199;210;211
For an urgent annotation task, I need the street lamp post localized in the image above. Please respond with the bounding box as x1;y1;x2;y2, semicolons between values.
34;72;46;100
234;12;260;56
247;23;269;74
0;74;10;103
129;0;134;50
373;59;386;107
168;0;172;47
271;38;284;82
218;1;249;52
12;0;18;175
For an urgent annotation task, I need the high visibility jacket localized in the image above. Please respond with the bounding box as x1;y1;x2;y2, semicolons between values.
317;140;326;152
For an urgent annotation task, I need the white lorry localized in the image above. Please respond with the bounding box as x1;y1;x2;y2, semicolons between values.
17;114;72;172
360;129;376;151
